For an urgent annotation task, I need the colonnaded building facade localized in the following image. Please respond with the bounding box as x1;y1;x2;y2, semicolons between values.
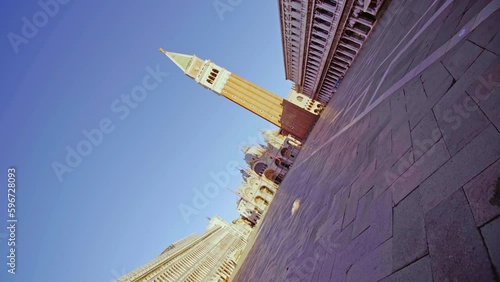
116;217;251;282
279;0;386;104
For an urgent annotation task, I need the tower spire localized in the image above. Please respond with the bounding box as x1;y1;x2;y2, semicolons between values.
159;48;194;73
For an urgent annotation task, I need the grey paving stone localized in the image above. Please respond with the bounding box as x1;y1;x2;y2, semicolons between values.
408;39;436;73
379;148;414;198
316;217;343;248
421;61;453;100
393;189;428;271
379;56;414;97
390;90;408;126
293;247;325;281
427;5;464;53
365;142;378;167
465;54;500;96
408;2;448;69
455;0;491;34
334;226;377;276
398;9;420;32
335;227;384;277
468;9;500;49
346;239;392;282
486;32;500;55
307;206;331;243
375;131;392;165
330;263;347;282
377;22;408;61
411;64;454;129
384;0;404;17
411;110;442;161
425;189;495;281
392;139;450;204
372;176;392;201
352;189;373;238
442;40;483;80
391;120;412;160
343;188;359;229
381;256;433;282
310;258;325;282
369;98;392;130
370;189;393;246
421;125;500;213
434;90;490;155
317;253;335;282
351;160;376;197
395;0;436;33
463;158;500;226
335;223;355;252
470;80;500;133
480;217;500;275
404;77;429;129
287;267;309;282
434;49;498;119
332;186;351;223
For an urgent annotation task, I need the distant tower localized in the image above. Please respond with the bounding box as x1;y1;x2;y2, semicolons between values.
160;49;283;126
160;49;319;140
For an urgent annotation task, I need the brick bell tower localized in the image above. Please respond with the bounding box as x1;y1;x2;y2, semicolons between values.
160;48;318;140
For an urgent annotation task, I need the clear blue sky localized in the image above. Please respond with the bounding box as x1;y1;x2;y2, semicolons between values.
0;1;291;281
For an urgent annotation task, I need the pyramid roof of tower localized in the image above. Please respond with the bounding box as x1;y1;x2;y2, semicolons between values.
162;50;193;72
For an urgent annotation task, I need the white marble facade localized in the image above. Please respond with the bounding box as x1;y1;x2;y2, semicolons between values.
279;0;385;104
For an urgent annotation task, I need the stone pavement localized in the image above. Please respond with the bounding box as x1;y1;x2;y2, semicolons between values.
233;0;500;281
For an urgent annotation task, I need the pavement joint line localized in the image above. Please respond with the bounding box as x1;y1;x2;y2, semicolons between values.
352;0;444;108
344;87;369;118
293;0;500;171
335;0;445;121
353;0;414;80
365;0;453;107
349;87;370;122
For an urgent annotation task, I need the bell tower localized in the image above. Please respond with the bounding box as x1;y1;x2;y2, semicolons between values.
159;48;318;140
160;49;283;127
